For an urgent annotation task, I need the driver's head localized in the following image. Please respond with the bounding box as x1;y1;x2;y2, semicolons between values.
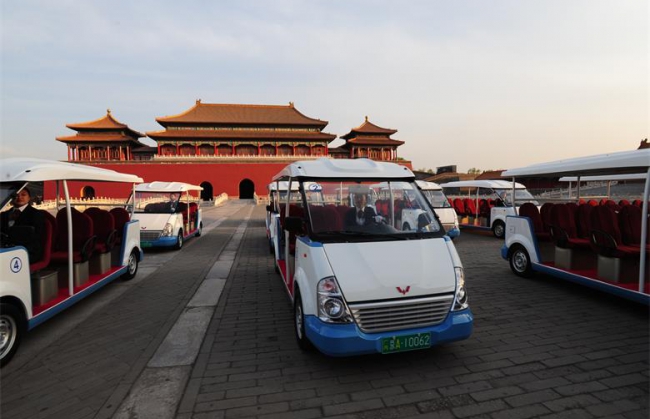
12;188;32;207
169;193;179;201
353;193;367;209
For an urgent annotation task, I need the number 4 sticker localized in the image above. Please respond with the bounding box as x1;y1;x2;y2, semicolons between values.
10;257;23;273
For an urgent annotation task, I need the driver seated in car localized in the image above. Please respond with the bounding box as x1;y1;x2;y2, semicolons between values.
344;193;383;227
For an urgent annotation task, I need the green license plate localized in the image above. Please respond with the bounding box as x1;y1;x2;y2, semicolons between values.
381;333;431;354
141;242;152;248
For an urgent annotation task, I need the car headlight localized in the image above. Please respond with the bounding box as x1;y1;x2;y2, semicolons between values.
317;277;353;323
162;223;174;237
453;267;469;311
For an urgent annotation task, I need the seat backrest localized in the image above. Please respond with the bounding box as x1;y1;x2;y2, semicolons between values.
478;199;490;216
55;207;94;251
540;203;555;233
84;207;115;242
588;199;599;207
463;198;476;216
575;203;593;239
109;208;130;239
618;205;642;246
519;203;543;233
32;211;53;267
590;205;622;246
323;205;342;231
41;210;57;251
618;199;630;207
632;199;642;207
550;204;578;238
309;205;327;232
453;198;465;216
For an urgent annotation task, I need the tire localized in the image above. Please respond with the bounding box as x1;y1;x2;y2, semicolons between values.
175;230;183;250
509;245;534;278
269;238;274;254
492;220;505;238
402;223;411;232
195;222;203;237
0;303;25;367
274;262;280;274
122;249;139;280
294;290;312;351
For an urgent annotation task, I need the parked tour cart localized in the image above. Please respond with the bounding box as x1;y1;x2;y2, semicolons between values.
131;182;203;250
0;158;144;366
501;149;649;305
440;180;538;238
272;158;473;356
266;181;300;254
416;180;460;238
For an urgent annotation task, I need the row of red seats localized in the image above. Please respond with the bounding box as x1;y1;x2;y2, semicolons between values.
33;207;130;274
452;198;498;217
520;202;648;260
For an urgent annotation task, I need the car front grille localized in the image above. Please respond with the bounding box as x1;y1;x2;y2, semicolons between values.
348;294;455;333
140;231;162;241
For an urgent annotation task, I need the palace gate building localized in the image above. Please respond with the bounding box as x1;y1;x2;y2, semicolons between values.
55;101;411;200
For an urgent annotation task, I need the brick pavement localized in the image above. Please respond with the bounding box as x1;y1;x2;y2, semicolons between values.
1;203;648;419
181;209;649;419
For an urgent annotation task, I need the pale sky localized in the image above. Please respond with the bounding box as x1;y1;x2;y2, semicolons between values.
1;0;647;173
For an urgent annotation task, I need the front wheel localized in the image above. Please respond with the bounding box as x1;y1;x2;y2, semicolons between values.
294;290;312;351
509;245;534;278
195;222;203;237
122;249;139;280
0;303;25;367
402;223;411;232
175;230;184;250
492;221;505;238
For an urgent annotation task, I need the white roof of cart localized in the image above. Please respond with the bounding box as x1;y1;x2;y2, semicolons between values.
415;180;443;190
273;158;414;180
559;173;647;182
267;181;299;191
0;158;143;183
135;181;202;192
439;180;527;189
503;149;650;178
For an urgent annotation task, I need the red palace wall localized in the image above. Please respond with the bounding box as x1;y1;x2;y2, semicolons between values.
42;160;414;200
43;161;296;200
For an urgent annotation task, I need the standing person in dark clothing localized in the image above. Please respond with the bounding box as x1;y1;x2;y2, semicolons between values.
0;187;46;263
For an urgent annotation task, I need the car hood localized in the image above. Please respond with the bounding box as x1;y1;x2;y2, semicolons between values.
323;238;456;302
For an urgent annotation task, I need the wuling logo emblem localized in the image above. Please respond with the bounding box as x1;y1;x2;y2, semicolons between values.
396;286;410;295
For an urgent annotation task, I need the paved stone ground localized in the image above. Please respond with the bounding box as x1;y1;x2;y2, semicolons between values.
1;202;648;419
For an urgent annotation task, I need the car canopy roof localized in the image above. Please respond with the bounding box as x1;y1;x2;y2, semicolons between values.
272;158;414;181
559;173;647;182
503;149;650;178
439;180;527;189
1;158;143;183
135;181;203;193
268;181;300;191
415;180;443;191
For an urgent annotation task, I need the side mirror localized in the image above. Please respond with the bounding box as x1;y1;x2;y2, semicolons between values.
285;216;304;234
417;213;432;230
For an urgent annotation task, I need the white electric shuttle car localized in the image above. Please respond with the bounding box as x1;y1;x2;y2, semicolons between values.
440;180;538;238
416;180;460;238
502;149;649;305
271;158;473;356
0;158;143;366
132;182;203;250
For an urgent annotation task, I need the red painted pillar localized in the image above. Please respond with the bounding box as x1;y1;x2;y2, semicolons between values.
195;144;199;155
325;143;329;156
214;143;217;156
275;143;278;156
232;143;236;155
176;144;180;155
257;143;261;156
157;143;160;155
